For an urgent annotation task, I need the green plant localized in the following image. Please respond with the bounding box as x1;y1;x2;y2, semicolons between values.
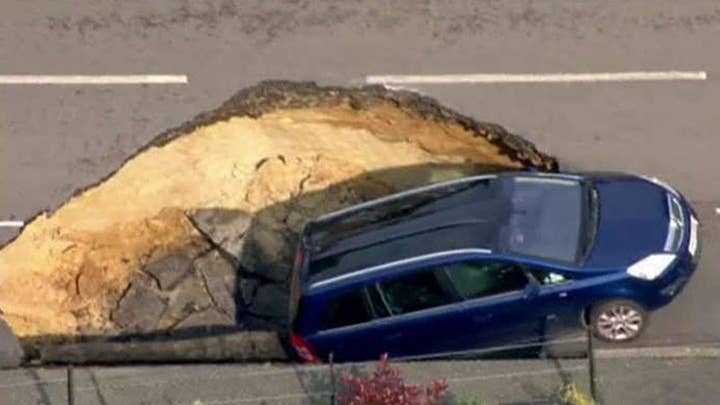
558;383;594;405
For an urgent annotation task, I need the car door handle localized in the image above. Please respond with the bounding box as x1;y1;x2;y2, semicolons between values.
386;332;403;341
472;314;493;323
558;292;568;298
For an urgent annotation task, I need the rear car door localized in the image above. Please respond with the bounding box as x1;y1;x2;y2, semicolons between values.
442;259;542;351
309;264;466;361
308;287;402;361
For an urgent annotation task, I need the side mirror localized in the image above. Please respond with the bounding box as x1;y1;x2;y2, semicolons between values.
523;282;540;300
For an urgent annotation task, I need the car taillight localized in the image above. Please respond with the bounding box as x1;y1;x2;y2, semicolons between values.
290;333;320;363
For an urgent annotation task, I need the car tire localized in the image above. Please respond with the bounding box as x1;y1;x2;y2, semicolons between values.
590;299;648;343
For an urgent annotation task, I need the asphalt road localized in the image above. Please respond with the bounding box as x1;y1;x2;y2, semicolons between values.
1;0;719;381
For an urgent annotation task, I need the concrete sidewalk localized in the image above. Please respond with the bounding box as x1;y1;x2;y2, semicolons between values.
1;355;718;404
423;357;720;404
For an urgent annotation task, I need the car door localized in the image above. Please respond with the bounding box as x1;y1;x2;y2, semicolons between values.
522;265;589;340
371;264;469;358
441;259;542;352
308;287;386;361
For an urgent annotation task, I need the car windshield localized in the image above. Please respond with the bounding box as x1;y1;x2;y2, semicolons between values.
500;176;586;263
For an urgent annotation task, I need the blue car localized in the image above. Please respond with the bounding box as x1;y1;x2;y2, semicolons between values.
288;172;701;362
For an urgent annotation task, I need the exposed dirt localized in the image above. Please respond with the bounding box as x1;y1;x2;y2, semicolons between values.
0;81;556;340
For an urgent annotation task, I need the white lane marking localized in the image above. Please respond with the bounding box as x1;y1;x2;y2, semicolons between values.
366;71;707;85
0;221;24;228
378;84;426;94
0;75;188;84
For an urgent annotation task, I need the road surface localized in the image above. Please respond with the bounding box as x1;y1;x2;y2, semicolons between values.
1;0;719;402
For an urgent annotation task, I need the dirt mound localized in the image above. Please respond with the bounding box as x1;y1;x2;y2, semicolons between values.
0;81;556;343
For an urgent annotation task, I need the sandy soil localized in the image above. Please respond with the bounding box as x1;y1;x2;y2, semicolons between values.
0;101;527;338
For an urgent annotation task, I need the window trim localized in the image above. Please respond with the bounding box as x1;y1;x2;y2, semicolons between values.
309;248;492;289
315;298;465;336
460;289;527;307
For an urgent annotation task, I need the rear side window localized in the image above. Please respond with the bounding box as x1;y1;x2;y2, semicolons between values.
321;290;372;330
378;269;459;315
443;261;528;300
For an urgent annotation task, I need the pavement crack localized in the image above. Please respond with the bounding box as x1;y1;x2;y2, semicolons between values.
184;212;241;268
197;267;228;317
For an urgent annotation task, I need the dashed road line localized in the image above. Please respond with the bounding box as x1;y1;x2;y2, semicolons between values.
366;71;707;85
0;75;188;85
0;221;24;228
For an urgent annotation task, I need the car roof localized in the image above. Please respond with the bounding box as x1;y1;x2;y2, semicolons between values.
302;175;506;281
303;172;586;286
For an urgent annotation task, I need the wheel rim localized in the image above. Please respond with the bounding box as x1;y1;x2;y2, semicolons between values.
596;305;643;341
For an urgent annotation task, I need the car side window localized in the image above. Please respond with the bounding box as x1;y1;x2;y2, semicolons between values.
527;268;571;286
443;261;528;300
321;290;372;330
378;268;459;315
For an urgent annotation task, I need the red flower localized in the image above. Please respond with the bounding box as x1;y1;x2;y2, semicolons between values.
336;354;448;405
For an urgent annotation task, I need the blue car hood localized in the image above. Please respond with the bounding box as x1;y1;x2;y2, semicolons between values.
585;179;669;268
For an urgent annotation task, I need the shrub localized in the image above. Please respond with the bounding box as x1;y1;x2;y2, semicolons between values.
337;354;448;405
559;383;594;405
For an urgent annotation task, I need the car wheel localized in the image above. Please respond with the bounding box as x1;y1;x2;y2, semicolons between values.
590;300;647;343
